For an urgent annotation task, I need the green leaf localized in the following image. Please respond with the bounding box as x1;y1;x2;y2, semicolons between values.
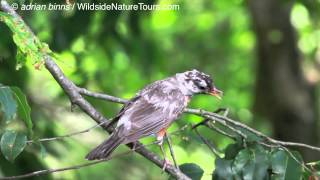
271;150;303;180
0;85;17;123
179;163;204;180
33;140;47;159
232;148;250;173
10;87;33;136
240;145;270;180
214;144;270;180
0;11;46;69
224;142;243;160
213;158;239;180
0;131;27;162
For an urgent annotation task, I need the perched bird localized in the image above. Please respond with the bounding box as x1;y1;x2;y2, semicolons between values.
86;69;222;167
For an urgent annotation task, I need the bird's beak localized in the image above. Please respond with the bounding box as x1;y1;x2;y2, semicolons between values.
209;87;223;100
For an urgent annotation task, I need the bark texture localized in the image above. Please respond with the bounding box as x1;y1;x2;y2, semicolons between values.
248;0;319;160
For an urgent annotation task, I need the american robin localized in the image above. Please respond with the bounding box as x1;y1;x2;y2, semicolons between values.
86;69;222;167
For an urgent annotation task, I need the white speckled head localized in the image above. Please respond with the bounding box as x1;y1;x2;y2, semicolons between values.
175;69;215;96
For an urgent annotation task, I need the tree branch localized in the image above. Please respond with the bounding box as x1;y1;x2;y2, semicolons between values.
78;87;127;104
79;88;320;153
0;140;161;180
185;108;320;152
77;88;320;152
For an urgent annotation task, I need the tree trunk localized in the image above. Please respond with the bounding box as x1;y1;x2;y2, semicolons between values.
248;0;319;160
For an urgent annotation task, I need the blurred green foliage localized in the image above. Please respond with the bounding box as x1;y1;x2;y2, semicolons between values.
213;142;304;180
1;0;320;179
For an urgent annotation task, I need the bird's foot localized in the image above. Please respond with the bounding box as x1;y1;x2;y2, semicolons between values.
162;158;172;172
131;142;137;151
156;139;163;146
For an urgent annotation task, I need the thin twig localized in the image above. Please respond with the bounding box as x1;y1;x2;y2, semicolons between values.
78;87;127;104
223;108;229;117
193;128;221;157
185;109;320;152
212;121;247;139
165;134;179;169
205;122;237;140
280;146;312;173
192;118;237;140
191;113;316;172
0;140;160;180
26;121;108;144
193;118;247;140
272;141;320;152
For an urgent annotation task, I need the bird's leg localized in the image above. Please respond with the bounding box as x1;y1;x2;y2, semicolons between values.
131;141;138;151
213;108;229;117
159;141;169;172
157;128;171;171
165;133;179;170
213;108;226;114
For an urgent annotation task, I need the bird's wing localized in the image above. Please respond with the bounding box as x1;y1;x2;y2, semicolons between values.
106;95;141;128
118;88;186;142
114;79;165;121
115;96;141;120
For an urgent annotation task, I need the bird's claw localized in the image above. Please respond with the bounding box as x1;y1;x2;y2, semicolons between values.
162;158;172;172
156;139;163;146
131;142;137;151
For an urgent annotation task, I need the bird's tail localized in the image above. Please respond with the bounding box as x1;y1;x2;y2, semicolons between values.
85;132;125;160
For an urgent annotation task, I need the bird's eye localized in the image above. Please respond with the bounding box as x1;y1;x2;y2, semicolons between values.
199;86;206;90
197;81;207;90
193;79;207;91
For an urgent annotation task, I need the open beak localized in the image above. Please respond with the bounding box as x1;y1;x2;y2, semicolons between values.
209;87;223;100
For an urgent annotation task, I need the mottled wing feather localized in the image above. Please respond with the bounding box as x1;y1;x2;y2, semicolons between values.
118;87;186;143
106;96;141;128
115;95;141;120
114;79;165;121
124;99;169;142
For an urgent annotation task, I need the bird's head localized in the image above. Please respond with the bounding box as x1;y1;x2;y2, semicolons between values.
176;69;223;99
